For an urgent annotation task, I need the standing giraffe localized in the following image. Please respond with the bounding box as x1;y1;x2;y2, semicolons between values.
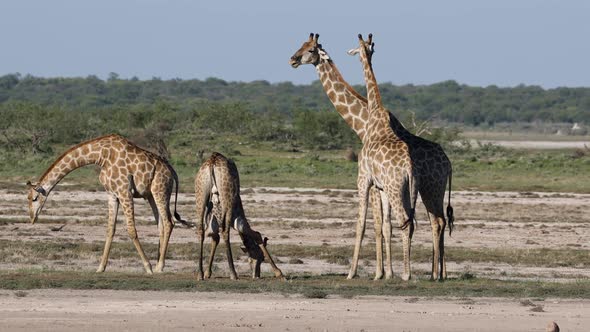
289;33;454;280
290;33;390;279
194;152;284;280
26;134;185;274
348;33;454;280
290;33;418;280
347;33;419;281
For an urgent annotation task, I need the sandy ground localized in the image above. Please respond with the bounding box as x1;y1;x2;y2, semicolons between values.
477;140;590;149
0;289;587;332
1;187;589;330
1;188;589;279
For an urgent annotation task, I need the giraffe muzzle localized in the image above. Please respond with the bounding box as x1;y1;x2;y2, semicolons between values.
289;58;301;68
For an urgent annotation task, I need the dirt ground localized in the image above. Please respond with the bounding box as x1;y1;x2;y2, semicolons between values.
0;289;587;332
1;187;589;330
1;187;589;279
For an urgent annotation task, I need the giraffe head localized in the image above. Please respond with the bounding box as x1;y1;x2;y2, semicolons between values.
289;33;329;68
235;216;265;261
347;33;375;64
26;181;48;224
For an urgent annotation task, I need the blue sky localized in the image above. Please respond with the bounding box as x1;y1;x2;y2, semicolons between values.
1;0;590;88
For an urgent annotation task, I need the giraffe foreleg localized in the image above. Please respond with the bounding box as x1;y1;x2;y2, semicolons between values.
347;176;370;280
97;194;118;273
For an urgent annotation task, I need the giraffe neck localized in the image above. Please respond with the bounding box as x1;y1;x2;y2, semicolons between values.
358;45;397;138
315;57;368;143
359;49;382;111
37;139;106;194
316;55;413;142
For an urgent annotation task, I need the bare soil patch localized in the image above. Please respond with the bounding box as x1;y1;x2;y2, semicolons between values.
0;289;587;332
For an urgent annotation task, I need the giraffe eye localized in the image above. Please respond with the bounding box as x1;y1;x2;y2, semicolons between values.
32;196;38;202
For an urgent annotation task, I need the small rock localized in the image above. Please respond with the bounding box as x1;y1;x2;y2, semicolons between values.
546;321;559;332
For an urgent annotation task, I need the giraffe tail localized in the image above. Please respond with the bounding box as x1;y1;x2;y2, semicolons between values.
400;167;418;236
446;168;454;237
170;166;193;228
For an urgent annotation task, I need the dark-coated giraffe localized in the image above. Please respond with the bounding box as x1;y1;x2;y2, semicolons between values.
26;134;185;274
194;152;284;280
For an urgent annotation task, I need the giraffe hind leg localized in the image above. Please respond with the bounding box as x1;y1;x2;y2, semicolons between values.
120;195;153;274
154;195;174;273
370;188;384;280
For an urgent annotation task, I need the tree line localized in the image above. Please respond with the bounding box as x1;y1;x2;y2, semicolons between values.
1;73;589;125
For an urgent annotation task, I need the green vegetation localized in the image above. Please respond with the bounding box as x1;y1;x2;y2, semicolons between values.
1;270;589;299
1;74;590;124
1;74;589;193
1;239;587;270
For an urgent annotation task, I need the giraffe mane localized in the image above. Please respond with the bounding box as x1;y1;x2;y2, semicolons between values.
38;134;119;182
327;61;367;104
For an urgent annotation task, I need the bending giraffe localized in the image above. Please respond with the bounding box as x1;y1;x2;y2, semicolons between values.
194;152;284;280
290;33;454;280
348;34;454;280
27;134;186;274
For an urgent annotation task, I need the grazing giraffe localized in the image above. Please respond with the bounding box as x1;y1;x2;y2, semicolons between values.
194;152;284;280
348;33;454;280
26;134;186;274
289;33;454;280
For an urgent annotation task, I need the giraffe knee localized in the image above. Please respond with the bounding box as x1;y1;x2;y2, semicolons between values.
126;226;138;239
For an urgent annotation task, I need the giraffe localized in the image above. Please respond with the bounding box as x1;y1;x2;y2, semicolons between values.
290;33;390;279
26;134;186;274
194;152;284;280
349;33;454;280
290;33;418;280
347;33;419;281
290;33;454;280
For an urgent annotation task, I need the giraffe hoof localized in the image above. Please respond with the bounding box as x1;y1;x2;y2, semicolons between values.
346;273;356;280
145;265;154;275
401;273;411;281
196;272;204;281
96;267;106;273
373;274;383;280
154;264;164;273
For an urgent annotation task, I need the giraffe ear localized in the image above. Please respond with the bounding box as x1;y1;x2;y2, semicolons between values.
35;186;47;196
347;48;360;56
26;181;33;187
